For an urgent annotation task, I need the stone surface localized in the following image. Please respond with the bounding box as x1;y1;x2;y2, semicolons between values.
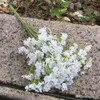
0;14;100;99
0;86;63;100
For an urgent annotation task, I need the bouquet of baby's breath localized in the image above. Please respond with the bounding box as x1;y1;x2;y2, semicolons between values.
10;5;92;93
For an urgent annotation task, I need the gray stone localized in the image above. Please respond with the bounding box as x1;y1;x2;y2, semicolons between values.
0;14;100;99
0;86;63;100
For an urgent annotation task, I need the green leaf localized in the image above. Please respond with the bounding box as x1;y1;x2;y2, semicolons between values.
26;65;35;75
55;0;70;8
55;0;62;3
95;13;100;17
60;1;70;8
50;8;66;16
82;3;87;11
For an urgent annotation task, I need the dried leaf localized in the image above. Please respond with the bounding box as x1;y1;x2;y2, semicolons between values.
0;7;11;13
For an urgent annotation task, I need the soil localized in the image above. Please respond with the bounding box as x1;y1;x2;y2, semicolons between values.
15;0;100;26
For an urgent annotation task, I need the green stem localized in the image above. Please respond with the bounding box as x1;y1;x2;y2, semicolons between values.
9;5;38;39
26;64;35;75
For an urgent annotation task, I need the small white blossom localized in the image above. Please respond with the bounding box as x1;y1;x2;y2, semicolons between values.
18;47;29;54
35;61;42;78
35;50;44;59
23;37;31;46
38;32;48;41
60;41;66;46
38;27;47;34
53;67;59;73
84;57;92;70
61;83;68;91
41;45;50;53
43;83;51;92
84;45;92;52
39;27;51;34
27;53;37;65
22;74;34;81
61;33;68;41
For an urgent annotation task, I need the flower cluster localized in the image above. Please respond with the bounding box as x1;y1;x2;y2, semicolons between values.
19;27;92;92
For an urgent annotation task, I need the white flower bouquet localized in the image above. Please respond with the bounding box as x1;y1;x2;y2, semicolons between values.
10;5;92;93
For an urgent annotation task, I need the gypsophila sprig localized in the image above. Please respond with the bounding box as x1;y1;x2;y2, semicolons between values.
19;27;92;92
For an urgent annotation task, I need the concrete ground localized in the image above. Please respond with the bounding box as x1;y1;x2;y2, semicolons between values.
0;14;100;100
